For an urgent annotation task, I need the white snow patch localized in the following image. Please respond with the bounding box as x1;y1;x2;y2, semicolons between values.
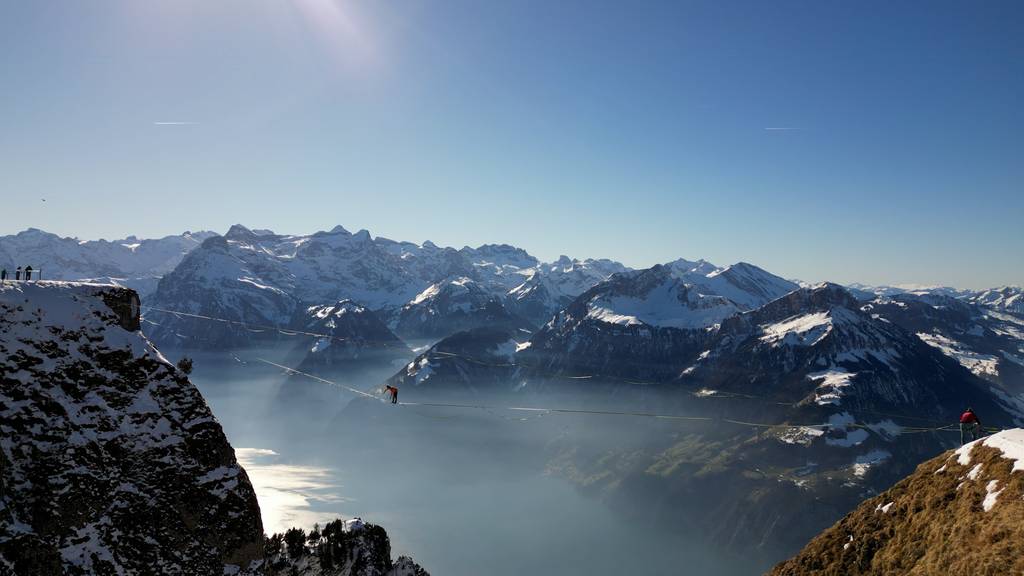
983;480;1003;512
310;337;331;354
586;278;738;329
955;428;1024;472
760;312;833;347
967;463;983;480
852;450;891;477
916;332;999;377
778;426;825;446
807;368;856;406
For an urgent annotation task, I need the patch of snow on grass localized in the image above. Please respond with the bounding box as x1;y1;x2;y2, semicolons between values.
967;463;983;480
586;279;738;329
825;412;869;447
760;312;833;347
916;331;999;377
983;480;1003;512
852;450;891;477
778;426;825;445
955;428;1024;471
807;368;856;406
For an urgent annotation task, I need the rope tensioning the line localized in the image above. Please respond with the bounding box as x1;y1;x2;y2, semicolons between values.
147;305;1002;432
255;358;382;400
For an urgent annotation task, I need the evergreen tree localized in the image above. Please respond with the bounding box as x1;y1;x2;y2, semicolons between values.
284;527;307;559
176;356;193;375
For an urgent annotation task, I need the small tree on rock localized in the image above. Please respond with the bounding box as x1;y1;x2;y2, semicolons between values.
176;357;193;375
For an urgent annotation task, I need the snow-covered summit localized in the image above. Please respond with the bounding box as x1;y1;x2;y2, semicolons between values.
583;265;740;330
395;276;533;340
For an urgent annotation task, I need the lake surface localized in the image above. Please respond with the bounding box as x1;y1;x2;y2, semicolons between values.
192;356;768;576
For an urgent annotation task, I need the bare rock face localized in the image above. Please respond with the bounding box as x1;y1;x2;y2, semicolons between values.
768;429;1024;575
0;282;264;575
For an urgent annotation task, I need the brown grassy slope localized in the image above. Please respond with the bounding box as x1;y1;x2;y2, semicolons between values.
768;439;1024;576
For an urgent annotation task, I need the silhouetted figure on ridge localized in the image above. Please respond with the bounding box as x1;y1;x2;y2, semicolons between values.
15;267;21;281
24;266;33;281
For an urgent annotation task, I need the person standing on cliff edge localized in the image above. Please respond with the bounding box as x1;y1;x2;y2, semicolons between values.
960;408;983;445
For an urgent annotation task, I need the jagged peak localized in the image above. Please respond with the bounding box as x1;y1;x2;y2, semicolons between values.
224;224;253;238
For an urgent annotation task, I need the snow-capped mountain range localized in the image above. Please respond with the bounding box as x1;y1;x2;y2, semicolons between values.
389;276;1022;554
0;228;216;298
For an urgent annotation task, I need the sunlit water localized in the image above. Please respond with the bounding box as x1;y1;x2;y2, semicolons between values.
234;448;347;535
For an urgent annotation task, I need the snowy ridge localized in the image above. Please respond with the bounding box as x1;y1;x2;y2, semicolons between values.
585;272;739;329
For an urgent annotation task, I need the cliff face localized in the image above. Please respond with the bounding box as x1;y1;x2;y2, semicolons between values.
769;429;1024;576
0;282;264;575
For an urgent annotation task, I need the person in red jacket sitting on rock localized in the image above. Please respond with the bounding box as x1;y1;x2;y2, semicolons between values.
384;385;399;404
960;408;982;445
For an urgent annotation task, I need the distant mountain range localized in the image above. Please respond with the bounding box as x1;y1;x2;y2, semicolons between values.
0;228;217;298
3;225;1023;558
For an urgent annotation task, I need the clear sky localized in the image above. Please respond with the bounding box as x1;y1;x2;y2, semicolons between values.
1;1;1021;289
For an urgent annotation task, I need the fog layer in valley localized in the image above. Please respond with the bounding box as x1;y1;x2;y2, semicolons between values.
186;352;773;576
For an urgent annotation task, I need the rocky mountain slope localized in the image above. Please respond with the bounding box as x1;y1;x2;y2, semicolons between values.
0;282;264;575
768;429;1024;575
862;293;1024;423
395;277;534;341
506;256;630;325
292;300;412;377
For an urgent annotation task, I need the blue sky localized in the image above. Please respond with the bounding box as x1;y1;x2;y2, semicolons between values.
1;1;1021;288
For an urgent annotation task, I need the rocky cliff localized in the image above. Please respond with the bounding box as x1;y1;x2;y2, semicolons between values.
0;282;264;575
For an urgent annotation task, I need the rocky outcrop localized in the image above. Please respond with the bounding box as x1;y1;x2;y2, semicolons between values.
768;429;1024;575
264;520;429;576
0;282;264;575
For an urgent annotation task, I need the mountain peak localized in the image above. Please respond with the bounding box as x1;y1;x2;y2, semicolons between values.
224;224;253;239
